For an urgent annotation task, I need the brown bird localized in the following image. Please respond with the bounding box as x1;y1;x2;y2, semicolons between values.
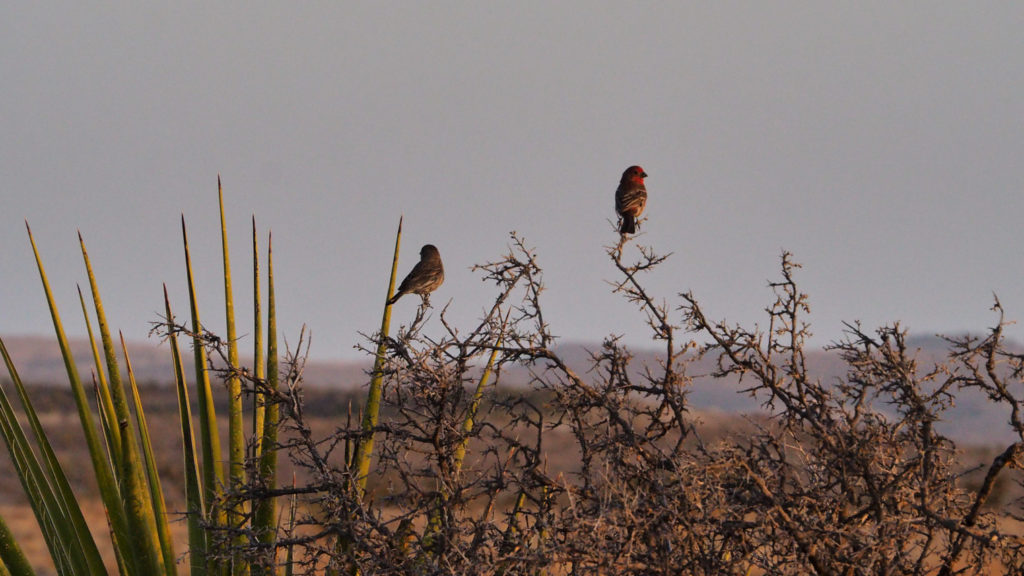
387;244;445;305
615;165;648;235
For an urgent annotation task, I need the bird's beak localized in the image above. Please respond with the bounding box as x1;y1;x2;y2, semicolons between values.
642;172;648;178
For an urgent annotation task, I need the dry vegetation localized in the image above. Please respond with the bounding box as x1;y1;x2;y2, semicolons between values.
5;233;1024;575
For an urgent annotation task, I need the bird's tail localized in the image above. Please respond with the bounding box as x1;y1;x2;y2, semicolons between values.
620;215;636;235
387;291;404;306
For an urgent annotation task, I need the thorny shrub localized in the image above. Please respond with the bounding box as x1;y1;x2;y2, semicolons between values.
185;233;1024;575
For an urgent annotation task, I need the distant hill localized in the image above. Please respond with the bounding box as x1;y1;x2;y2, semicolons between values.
0;334;368;389
0;334;1014;445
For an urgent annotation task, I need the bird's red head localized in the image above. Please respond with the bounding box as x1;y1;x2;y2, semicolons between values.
622;165;648;182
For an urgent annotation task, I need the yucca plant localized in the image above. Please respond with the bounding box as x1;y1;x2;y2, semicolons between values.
0;178;281;575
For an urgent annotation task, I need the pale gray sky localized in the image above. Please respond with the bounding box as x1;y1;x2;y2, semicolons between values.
2;3;1023;360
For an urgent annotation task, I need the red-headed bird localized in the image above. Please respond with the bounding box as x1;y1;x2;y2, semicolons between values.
615;165;648;235
387;244;445;305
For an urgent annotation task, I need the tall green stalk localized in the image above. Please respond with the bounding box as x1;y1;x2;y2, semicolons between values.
163;286;208;576
180;215;226;563
329;218;402;574
352;216;403;496
217;177;248;574
120;333;177;575
253;232;280;574
252;218;266;460
423;317;506;555
453;324;506;476
77;284;120;461
78;232;165;576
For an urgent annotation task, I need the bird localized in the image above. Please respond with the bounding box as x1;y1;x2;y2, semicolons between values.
387;244;445;305
615;165;648;235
